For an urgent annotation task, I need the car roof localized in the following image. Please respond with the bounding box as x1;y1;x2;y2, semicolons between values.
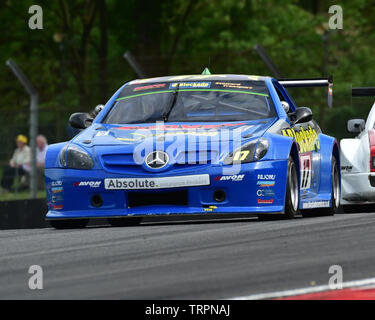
128;74;272;84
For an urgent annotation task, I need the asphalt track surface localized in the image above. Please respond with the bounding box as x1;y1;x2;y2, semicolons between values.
1;212;375;299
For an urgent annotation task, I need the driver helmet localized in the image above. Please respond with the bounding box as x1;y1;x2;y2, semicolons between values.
281;101;290;113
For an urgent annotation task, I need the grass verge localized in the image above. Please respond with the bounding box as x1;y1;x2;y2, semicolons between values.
0;190;46;202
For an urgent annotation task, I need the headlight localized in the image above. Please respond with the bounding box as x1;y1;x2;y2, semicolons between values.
59;145;94;169
59;145;67;166
224;138;269;165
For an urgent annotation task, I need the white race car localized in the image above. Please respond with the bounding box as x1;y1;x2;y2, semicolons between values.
340;87;375;210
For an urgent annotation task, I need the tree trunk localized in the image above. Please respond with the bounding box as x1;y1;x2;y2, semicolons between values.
58;0;98;110
134;0;166;76
98;0;108;103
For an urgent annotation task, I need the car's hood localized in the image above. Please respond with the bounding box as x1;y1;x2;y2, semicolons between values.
73;119;277;148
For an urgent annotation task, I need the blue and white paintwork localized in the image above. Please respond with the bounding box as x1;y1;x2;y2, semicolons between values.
45;74;340;220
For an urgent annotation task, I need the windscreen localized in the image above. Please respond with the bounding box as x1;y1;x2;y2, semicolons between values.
104;80;276;124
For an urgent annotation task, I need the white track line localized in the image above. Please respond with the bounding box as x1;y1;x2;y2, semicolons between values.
229;277;375;300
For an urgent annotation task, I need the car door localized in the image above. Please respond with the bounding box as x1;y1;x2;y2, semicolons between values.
273;83;322;199
289;119;322;199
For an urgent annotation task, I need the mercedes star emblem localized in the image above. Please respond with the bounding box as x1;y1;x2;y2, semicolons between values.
145;151;169;169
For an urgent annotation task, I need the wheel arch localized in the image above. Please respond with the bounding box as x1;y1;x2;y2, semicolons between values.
45;142;68;169
263;132;301;187
289;142;300;175
319;134;341;195
332;140;341;181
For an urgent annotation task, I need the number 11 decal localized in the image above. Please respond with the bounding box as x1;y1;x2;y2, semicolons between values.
300;153;312;190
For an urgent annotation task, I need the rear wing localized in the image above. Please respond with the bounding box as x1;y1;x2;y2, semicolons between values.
278;76;333;108
352;87;375;97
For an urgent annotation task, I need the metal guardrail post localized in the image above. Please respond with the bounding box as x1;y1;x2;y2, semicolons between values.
253;44;283;79
5;59;38;199
123;51;148;79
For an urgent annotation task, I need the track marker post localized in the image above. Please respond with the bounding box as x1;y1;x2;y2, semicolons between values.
6;59;39;199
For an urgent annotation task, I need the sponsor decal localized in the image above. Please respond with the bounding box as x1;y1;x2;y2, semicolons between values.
341;166;352;172
215;82;254;90
133;83;166;91
214;174;244;182
96;131;109;137
118;131;220;140
257;181;275;187
300;152;312;190
116;131;219;142
51;181;62;187
117;123;246;130
52;204;63;210
257;189;276;197
301;190;308;199
51;187;63;193
203;205;218;212
169;81;211;89
52;195;64;202
105;174;210;190
302;200;330;209
257;174;276;187
73;181;102;188
281;125;320;153
257;174;276;180
257;199;274;204
129;78;164;85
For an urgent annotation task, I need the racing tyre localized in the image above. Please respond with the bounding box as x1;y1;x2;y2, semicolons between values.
108;217;142;227
258;156;298;221
284;156;299;219
50;219;89;229
323;156;340;215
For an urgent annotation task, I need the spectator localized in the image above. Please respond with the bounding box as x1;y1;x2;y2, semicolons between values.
36;134;48;189
36;134;48;168
1;135;31;192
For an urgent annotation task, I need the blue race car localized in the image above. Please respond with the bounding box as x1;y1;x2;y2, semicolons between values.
45;73;340;229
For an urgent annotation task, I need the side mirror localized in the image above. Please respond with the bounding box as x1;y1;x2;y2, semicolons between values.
294;107;313;124
69;112;92;129
347;119;365;134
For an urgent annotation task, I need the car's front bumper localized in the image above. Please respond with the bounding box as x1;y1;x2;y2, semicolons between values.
45;160;288;220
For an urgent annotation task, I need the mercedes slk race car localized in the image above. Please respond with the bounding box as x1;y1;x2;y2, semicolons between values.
340;87;375;210
45;73;340;229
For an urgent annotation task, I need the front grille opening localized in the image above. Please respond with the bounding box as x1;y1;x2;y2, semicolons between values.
127;190;188;208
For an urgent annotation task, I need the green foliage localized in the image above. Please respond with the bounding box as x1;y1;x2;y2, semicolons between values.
0;190;46;202
0;0;374;162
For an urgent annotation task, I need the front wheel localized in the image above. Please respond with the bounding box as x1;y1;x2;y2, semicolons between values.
258;156;298;221
284;156;299;219
49;219;89;230
322;156;340;216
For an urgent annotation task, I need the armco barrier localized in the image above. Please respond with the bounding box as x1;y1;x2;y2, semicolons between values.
0;199;48;230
